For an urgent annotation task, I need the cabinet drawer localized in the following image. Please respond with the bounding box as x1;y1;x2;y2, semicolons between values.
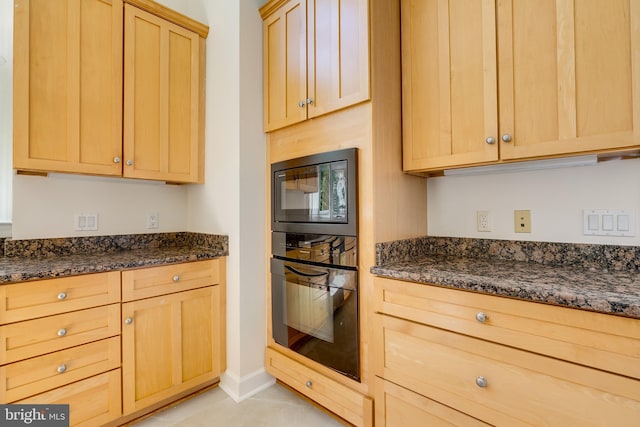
373;277;640;380
17;369;122;427
265;347;372;427
0;272;121;324
1;336;120;402
0;305;120;364
376;314;640;426
122;259;221;301
374;377;489;427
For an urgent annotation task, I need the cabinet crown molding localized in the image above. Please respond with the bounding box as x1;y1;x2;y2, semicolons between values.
124;0;209;37
259;0;290;19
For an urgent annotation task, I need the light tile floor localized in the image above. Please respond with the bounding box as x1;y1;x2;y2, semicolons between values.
132;383;345;427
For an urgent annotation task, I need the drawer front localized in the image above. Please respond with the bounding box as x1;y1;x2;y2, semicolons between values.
122;259;222;301
17;369;122;427
374;377;490;427
265;347;372;427
376;314;640;426
0;304;120;364
1;336;121;402
0;272;121;324
373;277;640;379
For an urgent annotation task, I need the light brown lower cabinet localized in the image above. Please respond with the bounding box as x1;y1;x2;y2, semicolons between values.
265;347;373;427
0;258;226;426
17;369;122;427
373;277;640;426
374;377;489;427
122;285;224;414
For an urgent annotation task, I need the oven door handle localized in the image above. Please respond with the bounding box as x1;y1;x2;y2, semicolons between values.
284;265;329;278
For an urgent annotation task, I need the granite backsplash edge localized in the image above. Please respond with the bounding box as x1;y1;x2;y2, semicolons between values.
376;236;640;273
3;232;229;258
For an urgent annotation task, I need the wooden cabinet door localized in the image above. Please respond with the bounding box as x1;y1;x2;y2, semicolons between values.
123;4;203;183
308;0;370;119
263;0;308;132
401;0;499;172
121;286;223;414
498;0;640;160
13;0;123;176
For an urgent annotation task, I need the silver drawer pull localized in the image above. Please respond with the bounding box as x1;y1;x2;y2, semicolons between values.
57;328;67;337
57;292;67;301
57;364;67;374
305;380;313;388
125;317;133;325
475;311;488;323
173;275;180;282
476;376;488;388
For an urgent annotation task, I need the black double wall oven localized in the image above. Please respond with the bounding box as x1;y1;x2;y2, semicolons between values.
270;148;359;381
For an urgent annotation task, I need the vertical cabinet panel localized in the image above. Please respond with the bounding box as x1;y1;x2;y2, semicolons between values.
13;0;123;175
263;0;307;131
309;0;370;118
123;4;202;183
122;286;222;415
401;0;498;172
261;0;370;132
498;0;640;160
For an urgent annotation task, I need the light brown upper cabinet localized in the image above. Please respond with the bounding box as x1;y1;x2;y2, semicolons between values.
13;0;208;184
123;4;204;183
402;0;640;173
260;0;370;132
13;0;124;177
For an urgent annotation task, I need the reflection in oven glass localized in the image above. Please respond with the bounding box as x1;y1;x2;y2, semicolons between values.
280;266;358;379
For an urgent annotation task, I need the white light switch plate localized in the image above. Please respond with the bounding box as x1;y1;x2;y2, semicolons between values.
583;210;635;237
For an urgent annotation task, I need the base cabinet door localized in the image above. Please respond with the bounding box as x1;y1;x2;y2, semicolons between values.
121;286;222;414
374;377;490;427
375;313;640;426
17;369;122;427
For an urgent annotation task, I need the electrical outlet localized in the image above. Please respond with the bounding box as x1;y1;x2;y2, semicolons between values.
146;212;159;229
477;210;490;232
74;213;98;231
514;210;531;233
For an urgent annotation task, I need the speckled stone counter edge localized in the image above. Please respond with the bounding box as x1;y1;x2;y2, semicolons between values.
376;236;640;272
3;232;229;258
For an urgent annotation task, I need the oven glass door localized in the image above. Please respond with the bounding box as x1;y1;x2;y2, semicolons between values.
271;258;359;380
274;160;348;224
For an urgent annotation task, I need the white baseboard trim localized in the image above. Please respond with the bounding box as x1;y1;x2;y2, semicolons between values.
219;368;275;403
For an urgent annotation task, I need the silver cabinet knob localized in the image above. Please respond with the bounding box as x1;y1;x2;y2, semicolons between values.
485;136;496;145
57;292;67;301
475;312;488;323
57;328;67;337
306;98;314;105
126;159;133;166
57;364;67;374
124;317;133;325
305;380;313;388
476;376;488;388
298;100;306;108
173;275;180;282
501;134;513;143
113;156;121;164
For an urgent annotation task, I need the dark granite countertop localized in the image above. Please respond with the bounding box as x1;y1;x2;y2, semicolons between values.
0;232;228;284
372;236;640;319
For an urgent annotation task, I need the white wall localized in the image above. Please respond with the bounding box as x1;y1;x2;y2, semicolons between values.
13;174;188;238
157;0;271;401
427;157;640;245
0;0;12;236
